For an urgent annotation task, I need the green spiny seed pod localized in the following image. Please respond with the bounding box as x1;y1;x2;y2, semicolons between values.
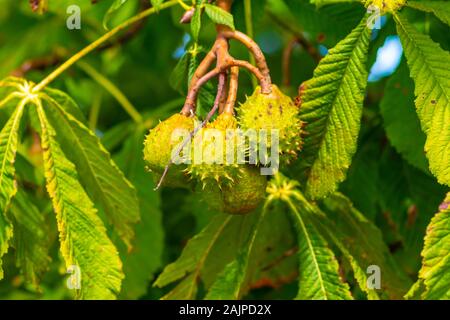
238;84;303;163
364;0;406;13
144;113;195;188
198;166;267;215
187;113;244;187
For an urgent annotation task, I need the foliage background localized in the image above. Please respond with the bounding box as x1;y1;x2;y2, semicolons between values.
0;0;448;299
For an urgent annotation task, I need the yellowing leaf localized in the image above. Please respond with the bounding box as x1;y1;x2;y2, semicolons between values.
395;12;450;186
418;193;450;299
10;190;51;287
41;89;140;248
0;100;26;278
36;102;123;299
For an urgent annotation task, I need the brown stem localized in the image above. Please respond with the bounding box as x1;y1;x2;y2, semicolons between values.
228;58;265;84
218;72;228;114
181;0;270;113
181;68;221;115
188;49;217;91
282;37;299;87
268;12;321;63
221;30;272;93
223;66;239;114
180;56;264;115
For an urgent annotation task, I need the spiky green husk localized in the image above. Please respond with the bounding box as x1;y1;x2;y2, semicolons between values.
364;0;406;13
187;113;243;187
198;166;267;215
144;113;194;188
238;85;303;163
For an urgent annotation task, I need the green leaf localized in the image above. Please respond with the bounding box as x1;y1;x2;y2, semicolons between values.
0;99;25;213
266;175;353;300
204;4;235;30
286;194;353;300
169;51;190;95
151;0;164;8
377;145;447;274
205;209;266;300
41;89;140;249
191;7;202;41
298;18;371;199
0;100;26;278
36;102;123;299
417;193;450;299
380;60;429;173
114;130;164;299
318;193;412;299
103;0;128;30
155;215;233;299
155;213;257;299
407;1;450;27
9;190;51;287
0;210;11;280
275;0;365;47
395;12;450;186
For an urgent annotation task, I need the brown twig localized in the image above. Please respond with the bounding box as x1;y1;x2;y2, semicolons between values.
268;12;321;63
221;30;271;92
181;0;271;115
282;37;299;87
218;71;228;114
223;66;239;114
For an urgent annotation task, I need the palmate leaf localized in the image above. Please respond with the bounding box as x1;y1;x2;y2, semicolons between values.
395;12;450;186
380;60;429;173
9;189;51;287
36;102;123;299
414;193;450;299
114;130;164;299
266;175;352;300
40;88;140;249
407;1;450;27
235;203;298;296
318;193;412;299
297;18;371;199
286;194;352;300
205;209;265;300
154;214;257;299
154;215;233;299
0;99;26;278
377;146;447;273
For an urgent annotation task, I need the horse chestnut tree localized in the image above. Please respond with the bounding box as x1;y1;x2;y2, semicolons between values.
0;0;448;301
